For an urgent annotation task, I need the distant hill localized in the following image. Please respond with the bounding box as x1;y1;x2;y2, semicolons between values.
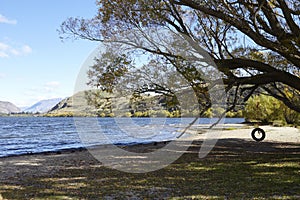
46;91;99;116
46;90;178;117
46;89;245;118
0;101;20;114
23;98;62;113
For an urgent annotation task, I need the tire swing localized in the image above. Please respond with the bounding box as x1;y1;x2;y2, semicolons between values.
251;128;266;142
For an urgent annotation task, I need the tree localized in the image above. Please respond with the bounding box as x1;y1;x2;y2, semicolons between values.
244;94;284;123
60;0;300;113
244;94;300;124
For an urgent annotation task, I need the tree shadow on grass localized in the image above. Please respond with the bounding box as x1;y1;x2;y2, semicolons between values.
1;139;300;199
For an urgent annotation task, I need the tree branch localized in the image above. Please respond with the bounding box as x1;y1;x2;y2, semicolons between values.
277;0;300;36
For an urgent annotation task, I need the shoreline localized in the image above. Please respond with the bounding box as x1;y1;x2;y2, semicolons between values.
0;126;299;199
0;117;245;159
0;140;174;159
0;124;299;160
0;146;87;159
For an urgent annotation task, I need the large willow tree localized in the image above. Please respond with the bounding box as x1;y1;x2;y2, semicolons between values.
60;0;300;113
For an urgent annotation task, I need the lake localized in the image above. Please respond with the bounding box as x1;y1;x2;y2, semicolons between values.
0;117;244;157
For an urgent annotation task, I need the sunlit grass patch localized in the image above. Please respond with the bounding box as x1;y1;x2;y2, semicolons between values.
254;162;300;168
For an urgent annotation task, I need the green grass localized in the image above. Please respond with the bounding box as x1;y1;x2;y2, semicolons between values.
1;140;299;199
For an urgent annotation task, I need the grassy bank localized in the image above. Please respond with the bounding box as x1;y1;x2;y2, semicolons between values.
0;139;299;199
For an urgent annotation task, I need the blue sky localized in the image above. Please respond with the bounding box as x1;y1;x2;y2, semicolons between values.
0;0;99;107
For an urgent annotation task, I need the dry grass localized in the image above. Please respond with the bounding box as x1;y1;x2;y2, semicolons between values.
0;139;300;199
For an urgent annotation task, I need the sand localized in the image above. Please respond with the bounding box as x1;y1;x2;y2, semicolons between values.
184;125;300;143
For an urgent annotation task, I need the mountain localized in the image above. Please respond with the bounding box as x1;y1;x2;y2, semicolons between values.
46;90;177;117
46;91;99;116
0;101;20;114
23;98;62;113
46;91;133;117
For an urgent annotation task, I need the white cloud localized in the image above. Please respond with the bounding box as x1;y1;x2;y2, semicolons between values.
0;43;10;57
44;81;61;92
0;42;9;50
22;45;32;54
26;81;61;95
0;14;17;25
0;42;32;58
0;73;6;78
45;81;60;87
0;51;9;58
22;83;63;107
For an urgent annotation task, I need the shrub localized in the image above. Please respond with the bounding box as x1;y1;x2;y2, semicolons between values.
212;107;226;118
155;110;171;117
203;108;213;118
244;95;284;124
169;110;181;118
133;111;145;117
282;106;300;125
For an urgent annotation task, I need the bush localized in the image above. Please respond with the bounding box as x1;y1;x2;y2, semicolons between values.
282;106;300;125
169;110;181;118
202;108;213;118
212;107;226;117
155;110;171;117
133;111;145;117
244;95;285;124
244;94;300;125
44;111;74;117
124;112;132;117
235;110;244;118
226;111;236;118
